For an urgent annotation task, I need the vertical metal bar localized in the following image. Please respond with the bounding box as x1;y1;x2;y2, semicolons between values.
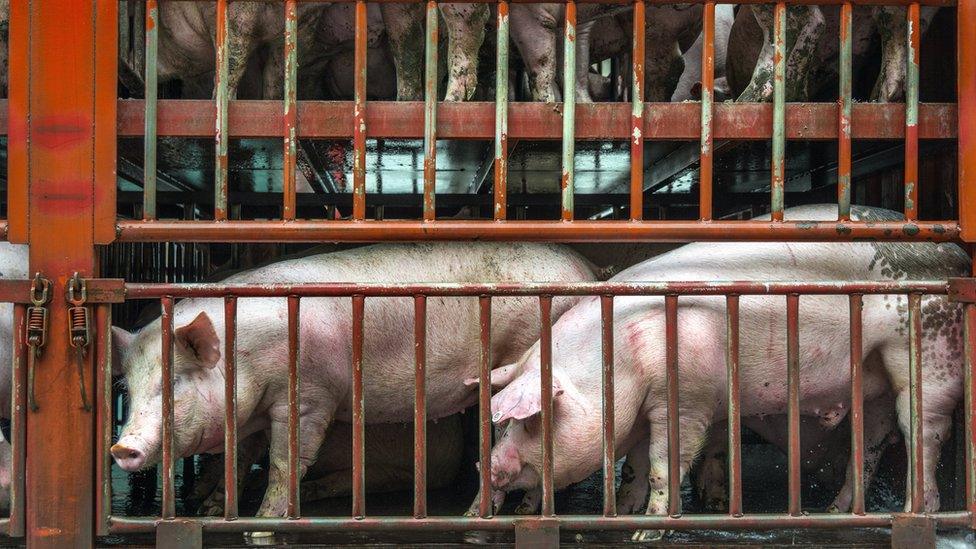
94;304;111;536
478;296;493;517
966;299;976;528
959;0;976;242
353;0;368;221
849;294;865;515
283;0;298;220
561;1;577;222
665;294;680;516
214;0;229;221
838;2;853;221
224;296;239;520
630;0;645;221
904;3;920;221
699;1;715;221
414;295;428;518
351;295;366;518
143;0;158;221
494;1;510;221
601;295;616;517
908;293;924;513
287;295;301;519
540;296;555;517
771;2;787;221
423;0;438;222
161;296;175;520
725;295;742;517
787;293;801;515
9;305;26;536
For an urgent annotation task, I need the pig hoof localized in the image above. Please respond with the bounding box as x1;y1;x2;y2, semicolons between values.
244;531;276;544
462;509;478;518
632;529;664;543
514;503;534;515
463;530;492;545
826;504;840;514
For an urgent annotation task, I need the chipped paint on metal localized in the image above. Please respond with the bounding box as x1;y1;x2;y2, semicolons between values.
770;3;787;221
494;2;510;221
214;0;229;221
837;2;853;221
143;0;159;221
353;0;368;221
423;0;438;222
630;0;645;222
283;0;298;221
904;3;920;221
561;1;577;222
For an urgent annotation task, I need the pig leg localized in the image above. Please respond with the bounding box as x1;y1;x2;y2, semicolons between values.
381;3;426;101
514;486;542;514
894;389;952;512
250;404;334;535
616;437;650;514
261;39;285;101
197;431;270;516
643;34;683;102
693;427;729;512
633;412;711;542
223;4;265;99
440;4;490;101
869;7;936;102
464;484;506;516
737;5;776;102
782;6;825;102
510;7;560;102
573;20;596;103
827;394;898;513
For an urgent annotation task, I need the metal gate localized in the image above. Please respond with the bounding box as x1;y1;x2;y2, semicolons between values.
0;0;973;546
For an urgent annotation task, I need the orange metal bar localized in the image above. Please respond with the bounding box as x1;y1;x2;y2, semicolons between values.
94;305;111;536
223;296;239;520
849;294;865;515
908;293;924;513
351;295;366;518
161;296;175;520
287;295;301;518
665;295;680;516
787;294;801;515
283;0;298;220
904;3;920;220
725;295;742;517
353;0;368;220
837;2;853;221
699;1;715;221
601;295;616;516
414;295;428;518
630;0;645;221
478;296;493;517
540;295;555;517
959;0;976;241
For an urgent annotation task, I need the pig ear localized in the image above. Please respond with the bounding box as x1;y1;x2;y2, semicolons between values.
490;373;565;424
174;312;221;369
462;363;520;389
111;327;134;376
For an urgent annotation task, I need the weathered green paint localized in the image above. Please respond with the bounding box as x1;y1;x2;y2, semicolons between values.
215;0;230;221
837;2;852;220
284;0;298;219
771;2;786;219
494;3;509;221
561;2;577;221
423;1;438;221
906;14;919;128
143;0;158;221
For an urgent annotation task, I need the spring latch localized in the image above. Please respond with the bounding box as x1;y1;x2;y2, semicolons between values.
66;273;92;412
26;273;51;412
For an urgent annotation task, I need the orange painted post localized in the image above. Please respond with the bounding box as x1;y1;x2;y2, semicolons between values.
960;0;976;240
8;0;114;545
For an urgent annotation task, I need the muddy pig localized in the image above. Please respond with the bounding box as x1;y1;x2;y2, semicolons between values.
476;205;967;541
110;242;597;529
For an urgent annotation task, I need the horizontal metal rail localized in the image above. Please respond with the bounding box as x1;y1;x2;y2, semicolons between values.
123;280;950;299
106;512;974;534
116;100;958;140
107;0;957;5
115;219;959;243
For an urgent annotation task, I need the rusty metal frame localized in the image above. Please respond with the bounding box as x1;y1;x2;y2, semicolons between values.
94;278;974;542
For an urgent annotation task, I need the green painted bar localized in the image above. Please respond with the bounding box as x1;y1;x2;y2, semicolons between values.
214;0;229;221
423;0;438;222
494;1;510;221
560;1;577;221
283;0;298;220
770;2;786;220
143;0;158;221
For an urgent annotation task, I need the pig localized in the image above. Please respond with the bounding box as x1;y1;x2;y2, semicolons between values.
511;5;703;102
476;205;967;542
110;243;598;529
192;415;464;516
732;5;939;102
671;4;735;102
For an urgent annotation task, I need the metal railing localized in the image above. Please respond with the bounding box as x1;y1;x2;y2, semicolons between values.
111;0;972;242
95;279;976;538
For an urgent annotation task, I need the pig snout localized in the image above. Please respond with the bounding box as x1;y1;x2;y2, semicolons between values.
111;436;152;471
489;443;522;489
